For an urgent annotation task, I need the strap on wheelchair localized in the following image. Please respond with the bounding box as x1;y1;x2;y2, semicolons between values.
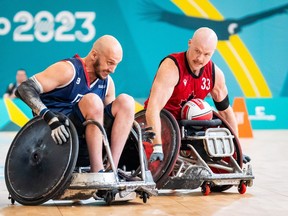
179;119;222;127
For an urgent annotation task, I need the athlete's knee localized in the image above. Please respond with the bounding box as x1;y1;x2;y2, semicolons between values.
116;93;135;112
79;93;104;117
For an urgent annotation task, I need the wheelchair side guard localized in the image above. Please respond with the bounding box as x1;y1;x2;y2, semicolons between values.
83;119;119;182
189;127;235;158
135;109;181;189
176;111;254;193
56;120;157;204
5;115;79;205
212;111;243;168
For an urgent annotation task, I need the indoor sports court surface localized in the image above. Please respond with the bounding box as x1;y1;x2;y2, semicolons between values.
0;130;287;216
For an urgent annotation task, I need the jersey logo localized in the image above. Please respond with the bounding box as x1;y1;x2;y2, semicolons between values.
76;77;81;85
180;91;195;107
183;79;187;86
98;84;106;89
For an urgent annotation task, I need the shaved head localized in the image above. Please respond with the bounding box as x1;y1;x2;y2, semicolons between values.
85;35;123;81
93;35;123;62
191;27;218;51
186;27;218;73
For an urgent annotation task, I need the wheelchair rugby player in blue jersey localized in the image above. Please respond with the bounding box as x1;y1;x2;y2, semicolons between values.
5;35;157;205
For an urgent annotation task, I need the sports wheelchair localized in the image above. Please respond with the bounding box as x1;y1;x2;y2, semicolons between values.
4;115;157;205
133;109;254;195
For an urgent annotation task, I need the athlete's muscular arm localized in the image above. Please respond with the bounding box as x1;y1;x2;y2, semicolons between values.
16;61;75;115
146;58;179;161
16;61;75;144
104;75;115;106
210;65;238;136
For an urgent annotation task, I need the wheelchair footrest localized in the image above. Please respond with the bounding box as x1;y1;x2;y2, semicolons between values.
55;171;158;200
162;166;211;189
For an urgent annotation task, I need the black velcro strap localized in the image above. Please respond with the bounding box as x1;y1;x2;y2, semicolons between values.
213;95;230;111
49;121;62;130
43;110;56;123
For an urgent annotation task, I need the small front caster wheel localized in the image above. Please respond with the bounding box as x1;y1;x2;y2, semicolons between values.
104;191;113;205
201;182;211;196
238;181;247;194
140;192;149;203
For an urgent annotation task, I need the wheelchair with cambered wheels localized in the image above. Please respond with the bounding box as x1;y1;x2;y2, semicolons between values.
5;114;157;206
134;109;254;195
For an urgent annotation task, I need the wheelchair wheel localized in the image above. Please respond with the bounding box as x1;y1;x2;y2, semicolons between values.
135;109;181;188
209;111;243;192
5;115;78;205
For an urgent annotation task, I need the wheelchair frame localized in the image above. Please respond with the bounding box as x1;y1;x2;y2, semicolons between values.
54;120;157;205
5;116;157;205
135;109;254;195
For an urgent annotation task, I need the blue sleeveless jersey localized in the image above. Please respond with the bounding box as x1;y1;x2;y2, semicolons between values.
40;54;109;115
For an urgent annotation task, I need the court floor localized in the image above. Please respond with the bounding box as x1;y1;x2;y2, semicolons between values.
0;130;287;216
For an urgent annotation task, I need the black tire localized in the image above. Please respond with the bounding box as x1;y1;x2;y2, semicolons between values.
5;115;78;205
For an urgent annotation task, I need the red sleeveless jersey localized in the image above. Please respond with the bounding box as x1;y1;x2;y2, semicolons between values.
145;51;215;120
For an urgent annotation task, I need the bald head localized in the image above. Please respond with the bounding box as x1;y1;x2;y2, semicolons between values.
93;35;123;62
187;27;218;73
191;27;218;51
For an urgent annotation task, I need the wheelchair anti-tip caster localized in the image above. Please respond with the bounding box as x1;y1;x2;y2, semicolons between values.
8;194;15;205
140;191;149;203
201;182;211;196
238;181;247;194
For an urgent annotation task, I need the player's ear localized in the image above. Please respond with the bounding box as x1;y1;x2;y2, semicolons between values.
91;49;98;61
188;39;192;47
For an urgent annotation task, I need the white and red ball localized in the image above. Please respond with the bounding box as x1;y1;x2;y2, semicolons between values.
181;98;213;120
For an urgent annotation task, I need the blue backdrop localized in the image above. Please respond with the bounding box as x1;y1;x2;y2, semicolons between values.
1;0;288;130
1;0;288;98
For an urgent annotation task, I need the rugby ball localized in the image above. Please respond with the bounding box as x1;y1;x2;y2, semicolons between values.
181;98;213;120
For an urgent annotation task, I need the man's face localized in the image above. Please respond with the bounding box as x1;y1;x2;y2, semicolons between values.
93;50;121;80
187;40;215;72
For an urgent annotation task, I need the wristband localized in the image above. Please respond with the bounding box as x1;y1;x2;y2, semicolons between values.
39;108;49;117
42;110;56;123
153;144;163;153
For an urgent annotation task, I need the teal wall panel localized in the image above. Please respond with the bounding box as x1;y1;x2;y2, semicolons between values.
1;0;288;130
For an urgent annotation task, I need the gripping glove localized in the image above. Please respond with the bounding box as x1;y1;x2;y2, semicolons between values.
243;154;251;164
149;144;164;162
41;109;69;144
